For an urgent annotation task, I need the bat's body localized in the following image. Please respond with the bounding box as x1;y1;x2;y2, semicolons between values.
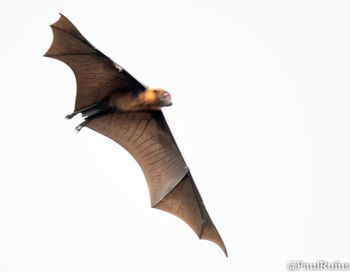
45;14;227;256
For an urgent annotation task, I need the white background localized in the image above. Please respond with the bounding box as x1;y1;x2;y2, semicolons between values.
1;0;350;271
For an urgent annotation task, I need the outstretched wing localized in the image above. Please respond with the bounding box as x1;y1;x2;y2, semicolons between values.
44;14;145;110
45;14;227;256
86;110;227;256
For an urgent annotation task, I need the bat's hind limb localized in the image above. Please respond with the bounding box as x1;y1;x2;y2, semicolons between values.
65;101;114;132
65;103;101;119
76;108;114;133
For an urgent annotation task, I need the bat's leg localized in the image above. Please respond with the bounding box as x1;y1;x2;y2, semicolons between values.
74;108;114;133
65;103;100;119
75;119;90;133
74;114;102;132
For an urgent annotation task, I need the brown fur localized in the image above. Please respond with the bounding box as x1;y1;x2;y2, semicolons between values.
109;88;170;112
108;91;159;112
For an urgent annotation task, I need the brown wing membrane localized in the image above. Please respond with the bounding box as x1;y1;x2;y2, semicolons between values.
44;14;145;110
87;110;227;256
45;14;227;256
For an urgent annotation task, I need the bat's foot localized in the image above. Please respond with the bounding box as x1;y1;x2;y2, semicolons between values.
74;107;114;133
66;99;113;133
74;121;88;133
65;113;76;119
74;117;94;133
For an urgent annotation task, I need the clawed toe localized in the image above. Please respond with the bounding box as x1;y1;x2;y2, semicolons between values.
65;113;75;119
74;123;85;133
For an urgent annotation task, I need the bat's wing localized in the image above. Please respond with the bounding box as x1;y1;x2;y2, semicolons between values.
45;14;227;256
44;14;145;110
86;110;227;256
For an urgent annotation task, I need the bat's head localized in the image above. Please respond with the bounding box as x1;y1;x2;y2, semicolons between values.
144;88;172;108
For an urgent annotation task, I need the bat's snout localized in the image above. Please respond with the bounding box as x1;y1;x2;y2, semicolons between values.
154;89;172;107
161;91;172;107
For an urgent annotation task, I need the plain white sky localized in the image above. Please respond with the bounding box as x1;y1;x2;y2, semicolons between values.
1;0;350;271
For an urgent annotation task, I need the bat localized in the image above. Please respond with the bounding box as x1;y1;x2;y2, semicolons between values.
44;14;227;256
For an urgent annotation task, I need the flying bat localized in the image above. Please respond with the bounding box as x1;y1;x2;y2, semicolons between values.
45;14;227;256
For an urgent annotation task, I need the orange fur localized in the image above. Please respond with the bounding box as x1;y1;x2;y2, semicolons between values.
109;88;161;112
144;88;157;103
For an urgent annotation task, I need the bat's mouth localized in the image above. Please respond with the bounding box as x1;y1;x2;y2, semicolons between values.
158;100;172;107
163;101;172;107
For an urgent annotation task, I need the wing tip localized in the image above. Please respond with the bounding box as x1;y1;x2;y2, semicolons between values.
152;174;228;257
44;13;64;58
199;220;228;257
50;13;68;28
44;13;92;58
200;235;228;257
44;13;80;58
153;203;228;257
